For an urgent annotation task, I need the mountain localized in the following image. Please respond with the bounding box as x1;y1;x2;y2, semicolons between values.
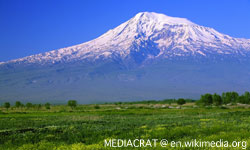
4;12;250;66
1;12;250;104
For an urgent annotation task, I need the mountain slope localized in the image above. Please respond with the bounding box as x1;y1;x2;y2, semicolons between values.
3;12;250;66
1;12;250;103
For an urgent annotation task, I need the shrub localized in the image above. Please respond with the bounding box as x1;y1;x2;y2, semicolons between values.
94;105;100;109
3;102;10;110
177;98;186;106
26;103;33;109
45;103;51;110
15;101;22;108
68;100;77;109
37;104;42;110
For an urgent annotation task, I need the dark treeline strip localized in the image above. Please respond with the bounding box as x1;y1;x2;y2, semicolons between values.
1;100;78;111
197;91;250;106
107;99;195;105
1;91;250;110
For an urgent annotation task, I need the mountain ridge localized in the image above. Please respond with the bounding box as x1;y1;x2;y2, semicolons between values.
1;12;250;103
2;12;250;66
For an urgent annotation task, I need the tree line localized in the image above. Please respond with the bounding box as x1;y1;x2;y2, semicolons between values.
2;91;250;110
197;91;250;106
2;100;78;110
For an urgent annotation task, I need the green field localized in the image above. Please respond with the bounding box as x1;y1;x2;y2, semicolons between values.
0;103;249;150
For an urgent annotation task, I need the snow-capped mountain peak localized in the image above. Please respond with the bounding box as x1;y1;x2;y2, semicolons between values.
2;12;250;103
3;12;250;65
134;12;196;26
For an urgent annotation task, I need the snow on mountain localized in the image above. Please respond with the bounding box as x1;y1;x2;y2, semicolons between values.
2;12;250;103
4;12;250;65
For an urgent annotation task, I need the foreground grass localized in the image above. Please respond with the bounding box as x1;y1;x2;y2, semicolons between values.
0;103;249;149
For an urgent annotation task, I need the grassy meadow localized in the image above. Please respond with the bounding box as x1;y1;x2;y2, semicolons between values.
0;102;249;150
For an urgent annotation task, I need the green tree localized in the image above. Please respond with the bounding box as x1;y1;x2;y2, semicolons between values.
222;92;239;104
221;92;227;104
177;98;186;106
243;91;250;104
237;95;246;104
26;103;33;109
37;104;42;110
212;93;222;106
45;103;51;110
3;102;10;110
68;100;77;109
200;93;213;106
235;92;250;104
231;91;239;103
15;101;22;108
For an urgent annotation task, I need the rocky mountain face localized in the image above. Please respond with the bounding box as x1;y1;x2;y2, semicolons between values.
1;12;250;103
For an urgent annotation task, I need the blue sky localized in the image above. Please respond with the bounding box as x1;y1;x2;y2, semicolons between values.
0;0;250;62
